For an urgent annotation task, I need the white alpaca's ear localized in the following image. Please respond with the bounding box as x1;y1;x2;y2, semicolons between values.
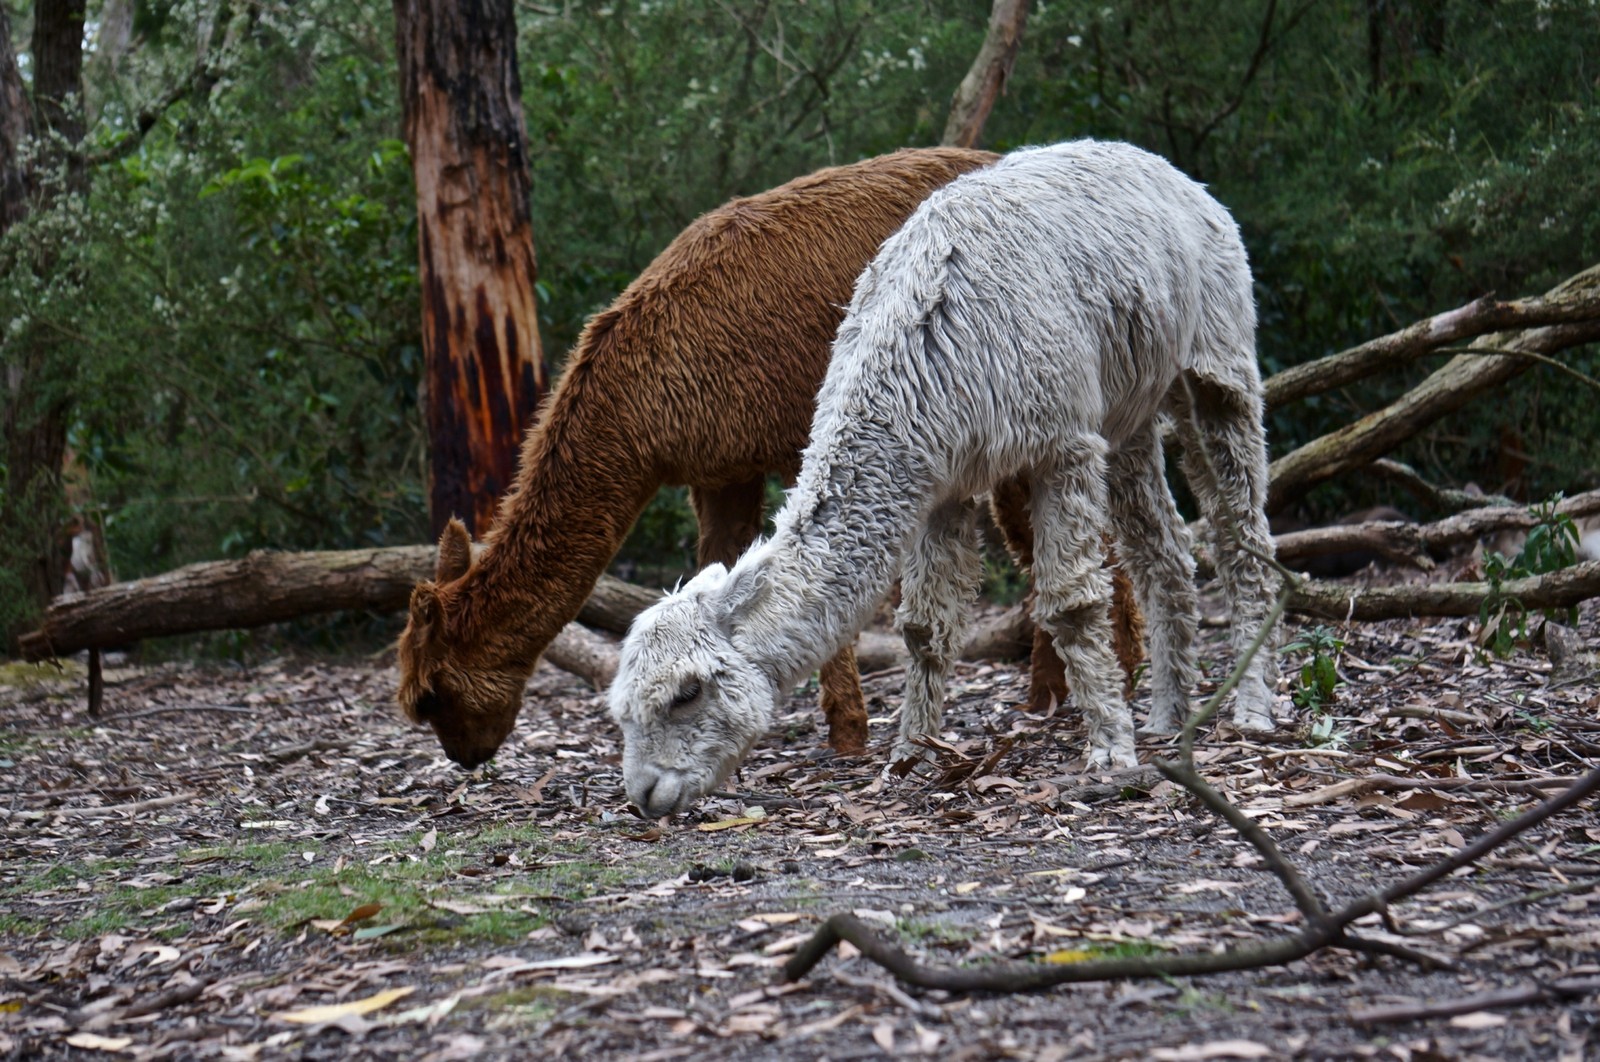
712;563;769;636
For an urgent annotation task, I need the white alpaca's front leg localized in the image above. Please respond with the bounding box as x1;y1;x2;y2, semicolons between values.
890;501;981;767
1031;449;1139;770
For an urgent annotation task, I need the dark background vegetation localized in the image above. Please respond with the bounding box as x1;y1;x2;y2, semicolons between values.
2;0;1597;642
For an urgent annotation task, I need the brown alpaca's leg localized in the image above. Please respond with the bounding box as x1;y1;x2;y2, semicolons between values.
994;477;1063;713
691;478;867;755
995;477;1143;712
1107;545;1145;701
819;646;868;756
690;479;766;569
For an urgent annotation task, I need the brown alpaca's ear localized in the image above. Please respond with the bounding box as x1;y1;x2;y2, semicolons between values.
405;583;446;664
436;518;473;583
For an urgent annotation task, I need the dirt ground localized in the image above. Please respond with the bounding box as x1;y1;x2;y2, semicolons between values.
2;596;1598;1060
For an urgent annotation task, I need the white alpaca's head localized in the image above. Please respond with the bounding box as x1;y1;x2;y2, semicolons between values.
608;561;779;817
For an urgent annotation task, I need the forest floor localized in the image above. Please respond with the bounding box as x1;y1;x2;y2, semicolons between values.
2;591;1598;1060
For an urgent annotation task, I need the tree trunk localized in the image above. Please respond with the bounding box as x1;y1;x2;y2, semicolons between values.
0;9;32;233
942;0;1031;149
393;0;547;538
0;1;87;649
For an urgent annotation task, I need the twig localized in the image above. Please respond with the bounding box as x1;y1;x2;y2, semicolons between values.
110;704;258;721
120;977;211;1019
1284;773;1577;808
1349;977;1600;1024
1396;878;1598;937
88;648;103;718
833;967;943;1019
0;791;197;820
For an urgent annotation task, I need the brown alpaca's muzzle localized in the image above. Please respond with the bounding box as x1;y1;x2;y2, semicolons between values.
407;683;522;770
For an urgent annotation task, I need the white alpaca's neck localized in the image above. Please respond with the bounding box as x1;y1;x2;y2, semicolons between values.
731;412;933;692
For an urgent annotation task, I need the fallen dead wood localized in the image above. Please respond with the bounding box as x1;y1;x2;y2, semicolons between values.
1349;977;1600;1025
1368;459;1515;513
0;791;197;821
1267;264;1600;511
1271;488;1600;571
1264;282;1600;410
784;744;1600;991
16;544;656;660
1288;559;1600;621
1283;772;1577;809
16;541;1034;690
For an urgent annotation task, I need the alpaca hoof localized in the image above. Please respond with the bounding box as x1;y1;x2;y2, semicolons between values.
887;740;932;771
1230;687;1278;733
1085;740;1139;771
1139;705;1184;735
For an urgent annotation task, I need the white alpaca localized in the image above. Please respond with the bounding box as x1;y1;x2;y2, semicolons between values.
609;140;1280;818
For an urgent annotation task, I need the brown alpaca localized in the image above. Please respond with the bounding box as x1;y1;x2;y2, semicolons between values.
398;147;1145;769
399;148;996;768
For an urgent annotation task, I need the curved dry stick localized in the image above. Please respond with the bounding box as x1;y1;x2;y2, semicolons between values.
780;768;1600;990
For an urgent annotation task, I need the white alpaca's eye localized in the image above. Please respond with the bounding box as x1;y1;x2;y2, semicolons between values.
670;679;702;709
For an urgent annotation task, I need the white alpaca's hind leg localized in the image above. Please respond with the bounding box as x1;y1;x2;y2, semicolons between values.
1030;447;1138;770
1107;427;1198;734
1173;373;1281;732
891;499;982;765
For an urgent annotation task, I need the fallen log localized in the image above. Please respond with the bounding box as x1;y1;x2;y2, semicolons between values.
16;544;656;662
1263;282;1600;410
1289;559;1600;621
1267;264;1600;511
14;543;1030;690
1270;488;1600;571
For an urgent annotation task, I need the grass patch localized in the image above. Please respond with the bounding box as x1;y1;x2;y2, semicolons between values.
894;917;975;947
460;985;572;1026
0;660;83;692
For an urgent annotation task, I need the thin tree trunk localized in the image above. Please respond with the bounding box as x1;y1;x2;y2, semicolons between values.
1;1;87;648
393;0;547;538
0;9;32;233
942;0;1031;149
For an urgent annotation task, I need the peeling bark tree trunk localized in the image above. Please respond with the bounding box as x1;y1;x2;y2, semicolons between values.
393;0;547;538
1;1;87;648
942;0;1031;149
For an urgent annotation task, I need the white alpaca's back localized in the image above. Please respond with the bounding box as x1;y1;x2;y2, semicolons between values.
790;140;1257;517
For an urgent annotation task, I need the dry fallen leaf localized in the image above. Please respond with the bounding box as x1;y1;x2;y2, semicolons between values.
63;1033;133;1053
273;986;416;1024
340;902;383;927
1450;1011;1508;1029
1150;1040;1274;1060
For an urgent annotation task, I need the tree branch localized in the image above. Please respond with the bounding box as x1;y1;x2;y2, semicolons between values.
780;767;1600;990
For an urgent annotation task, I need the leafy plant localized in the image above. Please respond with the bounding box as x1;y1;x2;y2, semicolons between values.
1281;625;1346;715
1477;494;1582;655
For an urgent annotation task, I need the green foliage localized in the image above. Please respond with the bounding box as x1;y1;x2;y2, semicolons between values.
1478;495;1582;656
1281;625;1346;715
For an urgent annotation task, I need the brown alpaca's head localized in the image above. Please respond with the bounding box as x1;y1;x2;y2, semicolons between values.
397;519;529;769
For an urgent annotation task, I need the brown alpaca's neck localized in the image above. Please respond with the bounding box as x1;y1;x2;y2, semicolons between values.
455;362;657;664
